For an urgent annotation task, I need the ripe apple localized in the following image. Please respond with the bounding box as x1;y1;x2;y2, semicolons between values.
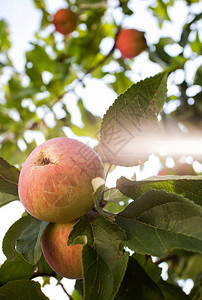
41;220;83;279
18;137;105;222
53;8;77;35
116;29;147;58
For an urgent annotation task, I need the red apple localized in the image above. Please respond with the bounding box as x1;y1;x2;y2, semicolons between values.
18;137;105;222
41;221;83;279
116;29;147;58
53;8;77;35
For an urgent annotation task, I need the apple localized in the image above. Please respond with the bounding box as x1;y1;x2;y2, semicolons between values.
41;220;83;279
18;137;105;222
53;8;77;35
116;29;147;58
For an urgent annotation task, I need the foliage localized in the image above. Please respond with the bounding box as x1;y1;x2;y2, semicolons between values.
0;0;201;299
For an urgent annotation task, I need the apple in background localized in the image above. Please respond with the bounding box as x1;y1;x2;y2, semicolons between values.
116;29;147;59
41;220;83;279
53;8;77;35
18;137;105;223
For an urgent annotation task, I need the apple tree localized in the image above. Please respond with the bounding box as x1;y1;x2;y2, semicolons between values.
0;0;202;299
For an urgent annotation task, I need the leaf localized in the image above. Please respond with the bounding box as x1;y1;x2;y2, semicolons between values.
190;273;202;300
0;194;18;208
111;72;133;95
2;216;33;261
115;190;202;257
104;188;129;203
115;256;164;300
100;72;168;166
0;19;11;51
16;217;48;265
116;253;189;300
104;188;130;214
150;0;171;28
75;280;84;299
68;215;129;300
71;99;101;139
132;253;162;283
26;44;56;73
158;280;190;300
117;175;202;207
181;253;202;279
0;280;49;300
92;183;115;219
179;13;202;47
82;245;114;300
194;65;202;86
0;156;19;199
72;289;82;300
37;255;54;276
0;253;35;286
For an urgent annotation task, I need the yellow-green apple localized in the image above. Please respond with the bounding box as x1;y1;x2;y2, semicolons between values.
18;137;105;222
116;28;147;58
53;8;77;35
41;220;83;279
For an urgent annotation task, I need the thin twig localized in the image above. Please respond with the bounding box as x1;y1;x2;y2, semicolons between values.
103;187;117;193
59;281;74;300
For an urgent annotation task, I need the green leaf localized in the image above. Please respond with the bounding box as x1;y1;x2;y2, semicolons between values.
181;253;202;279
190;30;202;54
104;188;130;214
179;12;202;47
72;289;82;300
92;184;115;219
75;280;84;299
68;215;129;299
0;253;35;286
37;255;55;276
115;253;189;299
115;256;164;300
117;175;202;207
116;190;202;257
0;194;18;208
104;188;129;203
26;44;56;73
0;158;19;207
158;280;190;300
111;72;133;95
71;99;101;139
190;273;202;300
194;65;202;86
132;253;162;283
2;216;33;261
100;72;168;166
0;280;49;300
0;156;19;197
67;216;94;247
82;245;114;300
16;217;48;265
0;19;11;52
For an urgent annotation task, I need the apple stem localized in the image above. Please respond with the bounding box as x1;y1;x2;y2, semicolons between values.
93;184;116;221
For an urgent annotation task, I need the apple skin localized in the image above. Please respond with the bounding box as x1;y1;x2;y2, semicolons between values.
116;29;147;58
41;221;83;279
18;137;105;223
53;8;77;35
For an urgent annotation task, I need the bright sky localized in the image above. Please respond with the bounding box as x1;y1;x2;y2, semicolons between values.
0;0;201;298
